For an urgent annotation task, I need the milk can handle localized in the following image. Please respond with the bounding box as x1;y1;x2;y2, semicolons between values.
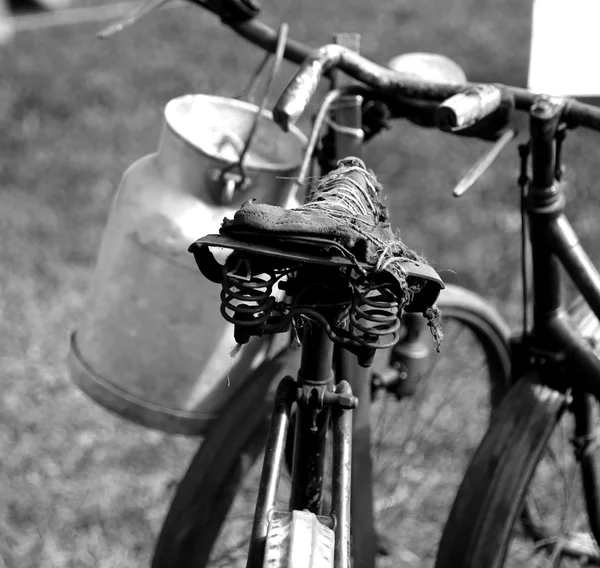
218;22;289;201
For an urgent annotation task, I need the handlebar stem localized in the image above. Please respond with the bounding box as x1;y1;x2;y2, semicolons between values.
529;96;566;190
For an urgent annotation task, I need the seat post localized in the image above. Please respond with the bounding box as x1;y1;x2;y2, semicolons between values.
331;31;377;568
290;325;335;514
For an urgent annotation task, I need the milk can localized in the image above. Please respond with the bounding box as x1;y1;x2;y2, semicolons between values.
67;93;307;435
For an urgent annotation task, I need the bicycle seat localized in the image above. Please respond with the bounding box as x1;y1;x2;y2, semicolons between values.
189;157;444;316
191;232;443;314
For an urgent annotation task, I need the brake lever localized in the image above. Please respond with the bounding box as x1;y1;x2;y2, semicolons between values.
452;128;517;197
97;0;177;38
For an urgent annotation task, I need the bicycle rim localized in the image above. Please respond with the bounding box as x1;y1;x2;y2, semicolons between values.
152;290;511;567
515;396;600;567
370;309;510;565
435;373;600;568
151;347;301;568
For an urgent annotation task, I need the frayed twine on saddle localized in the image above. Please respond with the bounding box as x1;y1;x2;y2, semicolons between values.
373;240;443;350
306;160;444;349
220;157;444;349
314;160;443;348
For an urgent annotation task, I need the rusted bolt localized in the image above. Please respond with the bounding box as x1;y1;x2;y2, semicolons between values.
533;99;550;113
322;391;358;409
337;393;358;409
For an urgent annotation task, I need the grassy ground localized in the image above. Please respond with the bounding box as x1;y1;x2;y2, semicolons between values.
3;0;600;566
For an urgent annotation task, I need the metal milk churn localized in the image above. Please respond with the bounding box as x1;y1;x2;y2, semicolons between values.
67;93;307;435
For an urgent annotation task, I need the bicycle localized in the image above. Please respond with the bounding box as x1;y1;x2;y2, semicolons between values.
434;104;600;564
97;1;600;566
256;21;600;568
96;4;511;568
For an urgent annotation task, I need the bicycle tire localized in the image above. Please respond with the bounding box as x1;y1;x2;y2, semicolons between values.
151;346;302;568
152;285;512;568
434;373;577;568
435;284;511;406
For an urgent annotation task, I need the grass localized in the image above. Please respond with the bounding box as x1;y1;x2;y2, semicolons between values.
3;0;600;566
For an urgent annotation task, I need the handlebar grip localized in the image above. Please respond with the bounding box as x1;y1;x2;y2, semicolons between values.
273;59;326;131
436;85;503;131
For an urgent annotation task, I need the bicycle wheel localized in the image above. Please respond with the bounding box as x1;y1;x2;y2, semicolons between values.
370;284;512;566
151;346;302;568
435;372;600;568
152;284;512;567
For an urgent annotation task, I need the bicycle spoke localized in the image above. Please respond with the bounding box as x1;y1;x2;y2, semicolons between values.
503;409;598;568
157;309;510;568
369;314;505;566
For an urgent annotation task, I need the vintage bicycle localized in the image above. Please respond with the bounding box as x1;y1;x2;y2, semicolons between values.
88;0;600;566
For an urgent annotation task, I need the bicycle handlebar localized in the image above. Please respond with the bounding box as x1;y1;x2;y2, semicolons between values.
189;0;311;63
436;85;503;131
229;19;310;64
270;44;600;133
194;0;600;136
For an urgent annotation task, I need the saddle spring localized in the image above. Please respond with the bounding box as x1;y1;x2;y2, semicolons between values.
349;283;401;350
219;254;289;343
219;251;402;354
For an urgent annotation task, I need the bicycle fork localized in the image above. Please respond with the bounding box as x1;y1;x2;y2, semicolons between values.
246;326;357;568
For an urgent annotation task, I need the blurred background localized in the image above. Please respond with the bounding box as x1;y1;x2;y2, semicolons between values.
3;0;600;566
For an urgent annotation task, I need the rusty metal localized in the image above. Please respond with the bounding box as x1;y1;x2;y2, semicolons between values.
289;401;331;515
218;252;292;343
222;14;600;130
322;390;358;410
103;2;600;131
554;123;567;181
335;347;376;568
436;85;503;131
192;234;443;359
331;380;355;568
350;283;402;351
288;86;374;204
290;326;335;514
331;33;364;160
246;376;296;568
325;42;376;568
192;233;444;287
296;386;358;411
530;96;566;190
527;96;566;327
272;44;463;130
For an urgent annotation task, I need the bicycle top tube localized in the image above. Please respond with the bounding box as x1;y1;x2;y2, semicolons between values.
191;0;600;134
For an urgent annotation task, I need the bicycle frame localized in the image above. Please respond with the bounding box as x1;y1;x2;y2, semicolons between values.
245;326;355;568
519;95;600;543
243;34;381;568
